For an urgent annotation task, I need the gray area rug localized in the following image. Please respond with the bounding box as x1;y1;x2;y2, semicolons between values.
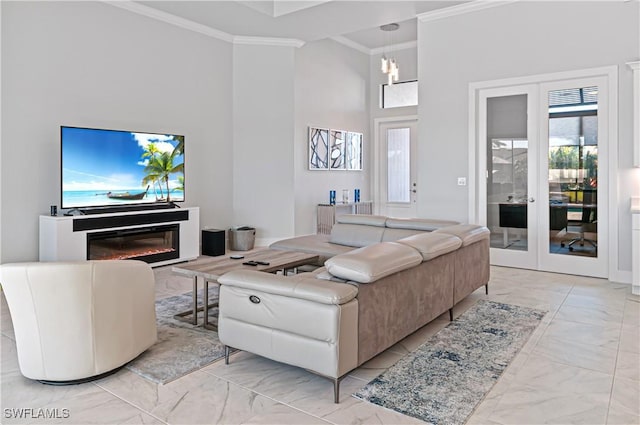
353;300;546;425
126;288;225;384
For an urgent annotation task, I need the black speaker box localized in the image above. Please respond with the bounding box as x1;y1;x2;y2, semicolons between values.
202;229;225;257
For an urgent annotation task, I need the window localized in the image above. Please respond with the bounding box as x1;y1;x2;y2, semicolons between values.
381;80;418;109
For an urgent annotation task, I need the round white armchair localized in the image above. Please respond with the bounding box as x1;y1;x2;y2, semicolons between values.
0;260;157;383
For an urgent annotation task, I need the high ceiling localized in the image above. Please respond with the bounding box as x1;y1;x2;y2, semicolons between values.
136;1;468;51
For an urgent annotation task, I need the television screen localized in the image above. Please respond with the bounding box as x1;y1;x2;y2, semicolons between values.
61;126;185;209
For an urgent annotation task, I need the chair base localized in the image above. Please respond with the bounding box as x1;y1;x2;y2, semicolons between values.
561;236;597;252
36;365;125;385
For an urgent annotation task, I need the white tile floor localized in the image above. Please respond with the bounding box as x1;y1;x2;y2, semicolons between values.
1;263;638;424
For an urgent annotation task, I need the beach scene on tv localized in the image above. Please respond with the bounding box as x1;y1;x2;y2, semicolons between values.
61;127;185;209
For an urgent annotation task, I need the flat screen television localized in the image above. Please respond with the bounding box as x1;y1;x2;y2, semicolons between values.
61;126;185;210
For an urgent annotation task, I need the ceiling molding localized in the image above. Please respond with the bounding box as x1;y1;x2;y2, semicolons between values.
104;1;234;42
104;1;305;48
330;36;371;55
233;36;305;48
370;40;418;56
417;0;519;23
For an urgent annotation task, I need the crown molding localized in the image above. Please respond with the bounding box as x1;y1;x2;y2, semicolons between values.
370;40;418;56
417;0;519;23
330;36;371;55
233;36;305;48
104;1;306;48
104;1;234;42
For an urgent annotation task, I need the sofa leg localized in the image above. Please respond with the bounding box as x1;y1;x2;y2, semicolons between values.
485;284;489;295
333;377;340;403
224;346;230;365
449;308;453;321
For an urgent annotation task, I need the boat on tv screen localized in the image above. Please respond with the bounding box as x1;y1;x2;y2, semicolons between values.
61;127;184;209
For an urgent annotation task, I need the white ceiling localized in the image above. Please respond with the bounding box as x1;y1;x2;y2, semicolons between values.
135;1;468;51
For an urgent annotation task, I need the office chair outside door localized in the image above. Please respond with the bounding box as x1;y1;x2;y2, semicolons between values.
561;190;597;252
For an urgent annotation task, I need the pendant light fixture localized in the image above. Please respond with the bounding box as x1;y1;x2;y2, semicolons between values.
380;23;400;85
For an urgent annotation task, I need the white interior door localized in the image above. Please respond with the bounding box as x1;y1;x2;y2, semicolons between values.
478;85;539;270
378;120;418;218
538;76;609;277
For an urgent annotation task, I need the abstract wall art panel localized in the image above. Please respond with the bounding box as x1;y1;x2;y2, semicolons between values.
309;127;329;170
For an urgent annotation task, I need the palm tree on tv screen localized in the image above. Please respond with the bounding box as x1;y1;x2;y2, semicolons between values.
141;143;164;200
141;139;184;202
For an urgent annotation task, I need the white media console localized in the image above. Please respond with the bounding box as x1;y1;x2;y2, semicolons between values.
39;207;199;267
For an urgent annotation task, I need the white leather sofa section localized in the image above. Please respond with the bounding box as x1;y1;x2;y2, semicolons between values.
324;242;423;283
0;260;157;382
397;232;463;261
218;270;359;380
435;224;491;246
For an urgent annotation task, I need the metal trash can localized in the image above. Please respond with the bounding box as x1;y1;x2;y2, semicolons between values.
229;226;255;251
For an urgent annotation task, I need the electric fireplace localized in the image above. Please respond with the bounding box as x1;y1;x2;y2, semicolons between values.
87;224;179;263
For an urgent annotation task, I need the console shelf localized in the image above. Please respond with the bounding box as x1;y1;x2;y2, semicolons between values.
39;207;199;267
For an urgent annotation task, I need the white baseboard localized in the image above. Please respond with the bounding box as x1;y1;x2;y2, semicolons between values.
609;269;632;284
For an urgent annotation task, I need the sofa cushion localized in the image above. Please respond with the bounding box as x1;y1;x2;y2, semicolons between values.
329;223;385;248
434;224;490;246
325;242;422;283
385;217;460;231
336;214;387;227
396;232;462;261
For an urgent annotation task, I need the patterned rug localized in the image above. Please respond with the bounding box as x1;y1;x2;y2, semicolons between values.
125;288;225;384
353;300;546;425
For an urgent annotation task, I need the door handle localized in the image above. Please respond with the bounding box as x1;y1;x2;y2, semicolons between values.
528;197;535;203
412;190;417;193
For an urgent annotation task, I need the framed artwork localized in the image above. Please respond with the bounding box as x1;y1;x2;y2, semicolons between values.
309;126;362;171
308;127;329;170
330;129;346;170
345;132;363;170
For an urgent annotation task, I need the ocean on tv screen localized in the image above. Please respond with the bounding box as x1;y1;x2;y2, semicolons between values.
62;189;185;208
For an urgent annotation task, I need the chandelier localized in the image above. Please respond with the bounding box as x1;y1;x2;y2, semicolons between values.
380;23;400;85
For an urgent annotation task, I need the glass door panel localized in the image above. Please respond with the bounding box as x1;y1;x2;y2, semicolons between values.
387;128;411;203
547;86;598;258
489;137;529;250
479;87;538;270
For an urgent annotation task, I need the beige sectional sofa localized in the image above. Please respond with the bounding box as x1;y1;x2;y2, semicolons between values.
217;222;490;402
269;214;461;266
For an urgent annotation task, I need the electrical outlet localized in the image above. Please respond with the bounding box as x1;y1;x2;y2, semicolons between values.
457;177;467;186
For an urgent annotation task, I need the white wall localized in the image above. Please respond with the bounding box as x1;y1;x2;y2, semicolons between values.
1;1;234;262
293;39;370;235
417;1;639;274
233;43;296;243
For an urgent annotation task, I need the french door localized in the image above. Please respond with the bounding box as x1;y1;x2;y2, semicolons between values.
477;75;609;277
376;119;418;218
479;85;539;270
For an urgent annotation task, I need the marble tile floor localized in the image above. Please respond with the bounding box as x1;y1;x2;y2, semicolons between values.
1;261;638;425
